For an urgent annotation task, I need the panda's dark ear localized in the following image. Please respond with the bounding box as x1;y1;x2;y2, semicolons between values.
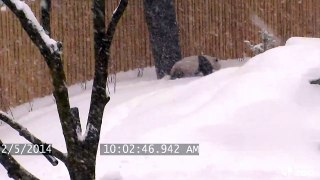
215;59;218;62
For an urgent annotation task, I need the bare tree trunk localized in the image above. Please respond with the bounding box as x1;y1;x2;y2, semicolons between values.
0;0;128;179
66;144;96;180
63;1;128;179
144;0;182;79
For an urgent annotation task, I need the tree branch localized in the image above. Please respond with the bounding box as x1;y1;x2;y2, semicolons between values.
105;0;129;50
0;140;40;180
0;0;129;179
2;0;79;153
310;79;320;85
71;107;82;138
85;0;128;145
0;113;67;164
2;0;59;59
41;0;51;36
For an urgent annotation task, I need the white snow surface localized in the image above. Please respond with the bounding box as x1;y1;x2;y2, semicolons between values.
285;37;320;47
2;37;320;179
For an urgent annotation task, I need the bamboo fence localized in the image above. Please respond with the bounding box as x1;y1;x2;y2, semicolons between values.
1;0;320;110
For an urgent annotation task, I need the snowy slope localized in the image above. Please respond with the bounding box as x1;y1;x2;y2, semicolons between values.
2;37;320;179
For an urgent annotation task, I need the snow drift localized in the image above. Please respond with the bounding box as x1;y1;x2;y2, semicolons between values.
1;37;320;179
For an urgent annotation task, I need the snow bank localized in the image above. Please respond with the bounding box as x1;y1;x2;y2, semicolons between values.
97;39;320;180
2;38;320;179
286;37;320;47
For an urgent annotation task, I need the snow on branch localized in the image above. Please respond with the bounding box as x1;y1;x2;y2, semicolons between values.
0;112;67;164
3;0;80;155
244;30;277;56
106;0;129;47
251;14;281;45
244;14;280;56
0;1;7;11
40;0;51;36
2;0;60;55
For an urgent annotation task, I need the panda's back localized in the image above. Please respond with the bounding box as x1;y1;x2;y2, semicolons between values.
172;56;199;76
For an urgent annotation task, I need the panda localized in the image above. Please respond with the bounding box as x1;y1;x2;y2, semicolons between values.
170;55;221;79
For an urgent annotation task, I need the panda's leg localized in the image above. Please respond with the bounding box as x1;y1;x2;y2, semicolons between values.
198;55;213;76
171;69;185;79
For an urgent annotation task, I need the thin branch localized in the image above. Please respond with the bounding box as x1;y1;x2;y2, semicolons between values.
2;0;59;59
310;79;320;85
85;0;128;145
113;74;117;94
2;0;79;152
0;113;67;164
0;140;40;180
41;0;51;36
105;0;129;50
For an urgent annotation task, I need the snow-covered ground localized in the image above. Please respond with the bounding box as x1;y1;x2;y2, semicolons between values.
2;37;320;179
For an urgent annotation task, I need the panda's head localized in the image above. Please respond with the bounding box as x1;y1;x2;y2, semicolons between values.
204;55;221;71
